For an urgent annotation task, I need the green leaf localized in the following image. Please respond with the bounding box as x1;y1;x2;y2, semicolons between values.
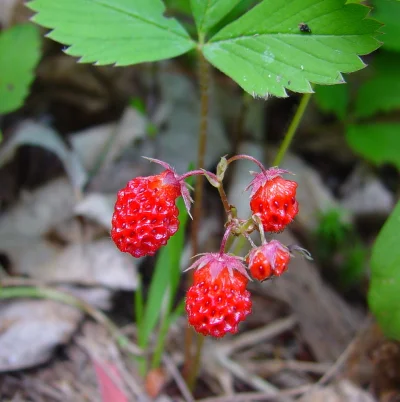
190;0;241;35
346;123;400;169
0;24;41;114
368;200;400;340
203;0;382;97
28;0;195;65
208;0;261;38
164;0;192;15
355;51;400;118
372;0;400;51
314;83;349;120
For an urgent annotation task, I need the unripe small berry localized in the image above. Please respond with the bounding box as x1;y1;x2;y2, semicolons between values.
247;169;299;233
247;240;291;281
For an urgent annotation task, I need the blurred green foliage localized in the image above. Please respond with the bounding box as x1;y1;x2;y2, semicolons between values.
314;209;367;288
0;24;41;114
314;0;400;340
369;200;400;340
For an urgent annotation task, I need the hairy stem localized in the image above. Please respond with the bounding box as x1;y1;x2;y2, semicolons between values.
273;93;312;166
179;169;218;183
184;49;210;386
227;154;267;172
217;183;232;217
219;224;234;254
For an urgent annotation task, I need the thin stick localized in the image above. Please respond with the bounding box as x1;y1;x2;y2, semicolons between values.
303;317;372;399
195;385;310;402
163;354;195;402
273;93;312;166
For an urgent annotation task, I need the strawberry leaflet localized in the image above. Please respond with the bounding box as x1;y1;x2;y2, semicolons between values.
203;0;382;97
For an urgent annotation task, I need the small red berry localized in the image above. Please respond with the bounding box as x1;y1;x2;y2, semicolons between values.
185;253;252;338
111;159;192;258
247;168;298;232
247;240;291;281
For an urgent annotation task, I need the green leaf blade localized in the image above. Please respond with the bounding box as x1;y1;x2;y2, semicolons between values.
203;0;382;97
190;0;241;35
345;123;400;170
372;0;400;51
0;24;41;114
28;0;195;66
368;200;400;340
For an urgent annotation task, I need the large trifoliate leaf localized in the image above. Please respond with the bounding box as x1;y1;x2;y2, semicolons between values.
372;0;400;51
0;24;41;114
368;200;400;340
190;0;241;35
28;0;195;66
203;0;382;97
355;52;400;118
346;123;400;170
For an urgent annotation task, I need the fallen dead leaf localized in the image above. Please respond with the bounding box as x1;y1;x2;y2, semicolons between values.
70;107;147;172
0;178;76;237
75;193;116;230
0;299;81;371
11;239;138;290
0;121;87;190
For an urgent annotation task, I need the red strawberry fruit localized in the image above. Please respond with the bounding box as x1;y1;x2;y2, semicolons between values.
247;240;291;281
185;253;252;338
247;168;298;233
111;159;192;258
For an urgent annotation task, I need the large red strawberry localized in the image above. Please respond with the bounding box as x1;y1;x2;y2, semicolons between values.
247;240;291;281
247;168;298;232
185;253;252;338
111;159;192;258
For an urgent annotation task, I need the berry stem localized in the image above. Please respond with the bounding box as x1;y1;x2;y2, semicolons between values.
273;93;312;166
243;232;257;249
179;169;218;183
253;215;267;244
226;154;267;173
217;182;232;217
219;224;234;255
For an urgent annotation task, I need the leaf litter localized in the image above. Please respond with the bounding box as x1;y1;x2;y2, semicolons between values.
0;15;399;402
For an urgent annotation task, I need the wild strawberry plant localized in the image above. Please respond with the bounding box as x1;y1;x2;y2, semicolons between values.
27;0;395;384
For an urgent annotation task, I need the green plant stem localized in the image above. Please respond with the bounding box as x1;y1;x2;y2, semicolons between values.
151;300;185;370
188;333;205;390
151;312;171;370
0;286;140;355
184;48;210;387
273;93;312;166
